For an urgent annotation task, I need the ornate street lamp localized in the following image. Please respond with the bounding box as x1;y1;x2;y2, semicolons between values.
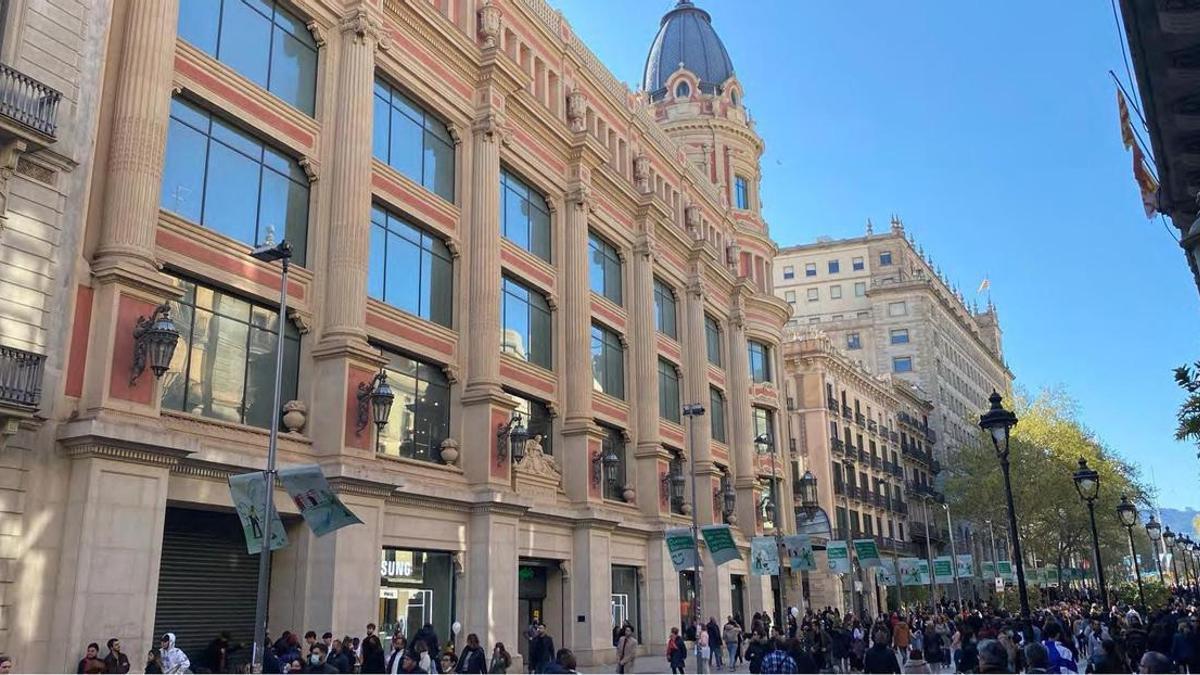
979;391;1030;619
357;370;396;435
1164;526;1180;587
718;472;738;524
130;303;181;384
1072;457;1108;608
496;412;528;465
1116;494;1145;608
797;470;819;516
602;445;621;489
1146;515;1163;579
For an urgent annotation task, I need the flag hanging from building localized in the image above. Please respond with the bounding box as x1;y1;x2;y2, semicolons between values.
750;536;780;575
976;277;990;294
877;559;898;586
853;538;882;568
665;528;698;571
1118;89;1135;151
277;465;363;537
700;525;742;566
783;534;815;571
1133;145;1160;218
228;472;288;554
956;554;974;579
933;556;955;584
825;540;851;575
899;558;922;586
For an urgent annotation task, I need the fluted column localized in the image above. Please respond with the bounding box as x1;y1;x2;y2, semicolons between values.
728;299;757;535
319;8;381;346
684;272;714;515
463;112;503;392
630;232;659;444
93;0;180;283
561;186;593;425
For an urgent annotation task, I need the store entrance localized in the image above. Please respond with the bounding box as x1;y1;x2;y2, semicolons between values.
518;559;563;659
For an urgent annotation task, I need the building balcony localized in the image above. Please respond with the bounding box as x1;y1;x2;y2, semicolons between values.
0;62;61;142
867;419;877;433
0;345;45;448
859;449;870;464
889;430;899;443
830;437;844;453
833;481;844;496
869;455;881;470
842;404;853;420
855;412;866;427
827;398;839;413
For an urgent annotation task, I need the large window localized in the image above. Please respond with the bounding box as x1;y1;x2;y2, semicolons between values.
602;425;627;500
591;323;625;399
500;170;550;261
782;266;794;280
509;392;553;456
892;356;913;373
178;0;317;115
752;406;774;444
804;263;817;277
890;328;909;345
501;276;552;369
734;175;749;209
709;387;727;443
658;359;681;423
161;278;300;429
377;350;451;463
653;278;677;339
748;340;772;383
589;232;623;305
879;251;893;266
828;260;840;274
705;315;722;367
368;205;453;327
852;256;864;271
847;333;861;350
162;97;310;265
373;79;456;202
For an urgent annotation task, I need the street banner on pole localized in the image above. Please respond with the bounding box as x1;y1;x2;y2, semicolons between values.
826;540;851;574
277;465;363;536
665;528;698;571
933;556;954;583
899;558;922;586
229;472;288;555
751;536;780;575
982;561;995;578
997;560;1014;581
853;538;882;568
783;534;815;571
918;559;931;585
700;525;741;566
1045;565;1059;587
877;559;898;586
956;554;974;579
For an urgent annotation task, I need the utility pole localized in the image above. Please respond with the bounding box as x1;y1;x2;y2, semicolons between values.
683;403;706;675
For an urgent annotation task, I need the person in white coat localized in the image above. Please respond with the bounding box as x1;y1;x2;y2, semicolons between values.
159;633;191;674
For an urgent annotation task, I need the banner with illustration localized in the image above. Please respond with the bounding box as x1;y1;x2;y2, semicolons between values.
277;464;363;537
956;554;974;579
665;528;698;571
899;558;923;586
228;471;288;555
700;525;742;566
783;534;816;571
751;536;780;575
877;558;898;586
853;538;882;568
997;560;1015;582
826;540;851;574
933;556;955;583
918;559;931;585
982;561;995;579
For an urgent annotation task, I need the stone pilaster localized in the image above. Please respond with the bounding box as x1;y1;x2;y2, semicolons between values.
560;183;598;503
463;112;503;394
568;523;615;666
630;223;661;518
684;271;715;523
91;0;179;292
728;293;757;535
463;503;522;667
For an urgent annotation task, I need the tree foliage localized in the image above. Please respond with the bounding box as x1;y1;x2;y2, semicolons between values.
945;387;1154;586
1174;362;1200;458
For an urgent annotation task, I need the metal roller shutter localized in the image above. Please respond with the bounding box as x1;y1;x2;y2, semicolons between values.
153;507;259;669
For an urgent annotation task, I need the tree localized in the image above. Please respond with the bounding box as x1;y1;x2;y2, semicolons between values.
1173;362;1200;458
946;387;1153;593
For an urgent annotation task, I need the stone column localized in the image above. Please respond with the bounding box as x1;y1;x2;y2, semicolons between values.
464;504;521;667
319;7;381;348
560;184;597;503
463;113;503;393
728;298;757;535
92;0;179;286
568;524;614;666
644;532;680;653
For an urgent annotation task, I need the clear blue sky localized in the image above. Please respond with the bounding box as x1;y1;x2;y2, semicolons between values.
549;0;1200;510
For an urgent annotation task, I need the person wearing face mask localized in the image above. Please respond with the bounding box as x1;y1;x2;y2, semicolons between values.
307;644;339;674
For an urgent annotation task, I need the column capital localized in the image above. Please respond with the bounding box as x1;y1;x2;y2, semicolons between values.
339;6;389;51
472;111;510;146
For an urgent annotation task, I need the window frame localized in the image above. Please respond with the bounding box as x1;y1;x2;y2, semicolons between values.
653;277;678;339
830;285;842;300
890;328;910;345
658;358;682;423
804;263;817;277
828;260;840;274
704;314;723;367
854;282;866;297
368;203;454;328
501;275;553;369
375;348;452;463
508;390;553;456
373;78;457;203
807;288;819;302
847;333;861;350
748;340;772;384
499;168;551;261
852;256;864;271
734;175;749;210
782;265;795;280
709;386;727;443
591;323;625;399
879;251;893;266
893;356;914;373
588;231;623;305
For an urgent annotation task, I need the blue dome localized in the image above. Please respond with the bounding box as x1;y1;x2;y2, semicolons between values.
642;0;735;100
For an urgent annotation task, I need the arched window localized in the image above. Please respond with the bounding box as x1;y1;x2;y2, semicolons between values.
730;90;739;106
675;81;690;98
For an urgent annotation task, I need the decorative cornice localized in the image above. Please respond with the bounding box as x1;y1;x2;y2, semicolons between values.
329;475;401;499
62;440;192;468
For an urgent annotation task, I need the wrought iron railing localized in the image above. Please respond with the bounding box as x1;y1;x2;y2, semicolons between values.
0;345;44;408
0;63;61;138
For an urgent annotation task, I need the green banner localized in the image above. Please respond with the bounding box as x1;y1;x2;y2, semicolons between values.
933;556;954;583
998;560;1014;581
665;528;698;571
700;525;741;566
826;540;851;574
899;558;922;585
228;472;288;555
751;536;780;575
956;554;974;579
918;559;931;585
783;534;815;571
982;561;995;578
853;538;882;568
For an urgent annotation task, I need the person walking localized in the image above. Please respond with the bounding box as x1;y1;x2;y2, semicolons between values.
159;634;191;675
902;648;931;674
758;638;797;674
722;616;741;672
615;626;637;674
863;629;901;674
103;638;130;674
528;624;555;675
455;634;486;674
893;616;911;668
487;643;510;674
667;628;687;675
706;617;723;671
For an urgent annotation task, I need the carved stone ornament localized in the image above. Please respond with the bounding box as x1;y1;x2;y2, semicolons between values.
515;434;561;480
298;157;318;183
622;486;636;503
633;153;651;194
478;0;502;49
441;363;460;384
305;20;327;48
282;400;308;433
287;308;311;335
473;112;509;145
340;8;381;45
635;233;657;261
685;204;702;231
440;438;460;465
687;276;706;299
568;184;591;210
566;87;587;133
452;551;465;576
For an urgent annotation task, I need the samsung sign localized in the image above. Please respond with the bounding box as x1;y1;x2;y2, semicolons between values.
380;549;424;584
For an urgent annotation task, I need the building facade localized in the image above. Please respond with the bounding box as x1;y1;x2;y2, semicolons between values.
774;219;1012;459
782;331;940;615
0;0;795;671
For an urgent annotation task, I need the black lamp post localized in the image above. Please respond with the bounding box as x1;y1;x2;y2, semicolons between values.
1164;526;1180;588
1116;494;1145;608
978;391;1030;619
755;432;784;626
1146;516;1163;580
1071;457;1108;608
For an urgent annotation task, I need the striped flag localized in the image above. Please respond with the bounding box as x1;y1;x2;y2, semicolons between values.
1118;89;1135;151
977;277;990;294
1133;145;1160;218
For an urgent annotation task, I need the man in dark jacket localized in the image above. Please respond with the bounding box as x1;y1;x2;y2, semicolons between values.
706;617;724;670
306;644;339;674
104;638;131;674
528;624;555;674
454;634;486;674
863;630;901;674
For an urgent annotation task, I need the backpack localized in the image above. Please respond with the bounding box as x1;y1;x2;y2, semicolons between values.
1042;640;1077;674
